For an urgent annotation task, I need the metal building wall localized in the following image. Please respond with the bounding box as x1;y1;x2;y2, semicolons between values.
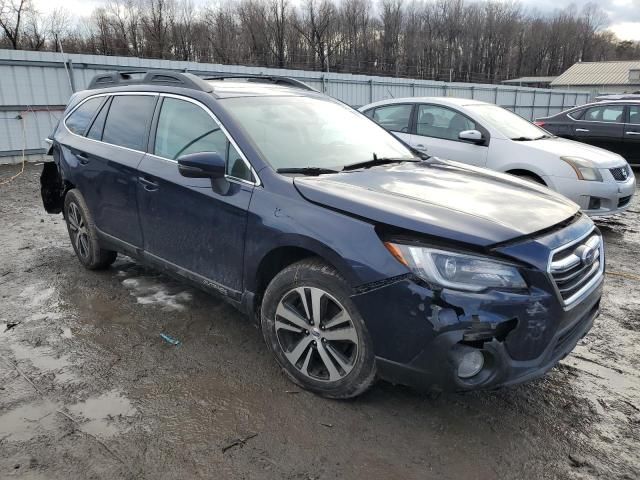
0;49;592;164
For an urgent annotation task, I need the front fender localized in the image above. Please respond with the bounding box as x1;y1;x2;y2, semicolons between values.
243;186;407;293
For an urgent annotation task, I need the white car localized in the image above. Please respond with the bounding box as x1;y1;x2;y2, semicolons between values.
359;97;636;216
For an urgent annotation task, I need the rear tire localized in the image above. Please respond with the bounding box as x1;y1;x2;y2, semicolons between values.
63;189;117;270
261;258;376;399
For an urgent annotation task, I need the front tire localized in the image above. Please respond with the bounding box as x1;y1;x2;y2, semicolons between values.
64;189;117;270
261;258;376;399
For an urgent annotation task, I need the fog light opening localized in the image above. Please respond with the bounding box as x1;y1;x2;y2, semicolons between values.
588;197;601;210
457;350;485;379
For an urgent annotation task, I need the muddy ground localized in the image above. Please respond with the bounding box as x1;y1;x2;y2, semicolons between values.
0;164;639;480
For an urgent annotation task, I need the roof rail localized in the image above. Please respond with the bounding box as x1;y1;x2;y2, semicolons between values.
202;74;317;92
87;70;214;92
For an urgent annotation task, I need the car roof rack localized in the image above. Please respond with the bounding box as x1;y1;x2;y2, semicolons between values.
87;70;215;92
202;74;317;91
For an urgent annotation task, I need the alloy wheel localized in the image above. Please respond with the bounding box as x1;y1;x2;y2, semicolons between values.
275;287;359;382
67;202;90;259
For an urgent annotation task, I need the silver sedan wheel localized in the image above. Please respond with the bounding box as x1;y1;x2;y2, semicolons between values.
67;202;90;259
275;287;359;382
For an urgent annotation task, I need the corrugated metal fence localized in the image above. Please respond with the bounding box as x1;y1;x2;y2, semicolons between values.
0;49;592;164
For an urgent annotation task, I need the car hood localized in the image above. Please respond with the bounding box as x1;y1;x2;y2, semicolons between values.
520;137;627;168
293;160;579;247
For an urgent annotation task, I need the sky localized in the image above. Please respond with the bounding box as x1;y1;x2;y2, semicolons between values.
32;0;640;41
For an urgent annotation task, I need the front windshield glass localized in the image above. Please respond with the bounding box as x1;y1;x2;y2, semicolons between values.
220;96;415;170
466;104;549;140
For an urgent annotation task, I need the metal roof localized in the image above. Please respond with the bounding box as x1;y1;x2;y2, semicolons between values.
552;61;640;86
502;76;557;84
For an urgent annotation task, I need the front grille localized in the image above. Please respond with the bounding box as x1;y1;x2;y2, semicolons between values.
610;166;630;181
618;195;632;208
549;231;603;307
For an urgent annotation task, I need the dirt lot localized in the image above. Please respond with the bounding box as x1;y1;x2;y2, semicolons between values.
1;164;639;480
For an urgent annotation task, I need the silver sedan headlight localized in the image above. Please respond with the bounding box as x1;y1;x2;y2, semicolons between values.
560;156;603;182
385;243;527;292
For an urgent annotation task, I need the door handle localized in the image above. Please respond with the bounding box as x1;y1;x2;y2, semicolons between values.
413;144;428;151
626;131;640;135
76;152;90;165
575;128;590;133
138;177;159;191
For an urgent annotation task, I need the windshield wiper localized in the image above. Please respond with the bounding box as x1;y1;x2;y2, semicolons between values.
511;134;552;141
511;136;535;141
276;167;340;176
342;154;420;171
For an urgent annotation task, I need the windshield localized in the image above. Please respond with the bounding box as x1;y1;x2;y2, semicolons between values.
466;104;549;140
220;96;415;170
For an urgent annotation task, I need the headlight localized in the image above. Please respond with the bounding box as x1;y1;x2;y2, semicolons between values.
560;156;603;182
385;243;526;292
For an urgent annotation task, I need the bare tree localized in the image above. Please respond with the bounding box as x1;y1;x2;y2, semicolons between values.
47;7;71;52
266;0;289;68
3;0;639;84
23;6;45;50
0;0;29;49
294;0;340;71
141;0;174;58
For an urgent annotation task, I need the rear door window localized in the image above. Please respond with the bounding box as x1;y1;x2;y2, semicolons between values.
583;105;624;123
371;104;412;133
102;95;156;151
65;97;104;135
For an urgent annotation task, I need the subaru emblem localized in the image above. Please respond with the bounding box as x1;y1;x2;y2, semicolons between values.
575;245;597;266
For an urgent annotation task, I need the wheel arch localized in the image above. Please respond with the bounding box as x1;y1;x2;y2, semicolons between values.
504;168;547;186
41;150;75;214
248;240;356;318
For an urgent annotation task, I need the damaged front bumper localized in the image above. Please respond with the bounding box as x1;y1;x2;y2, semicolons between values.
351;273;602;392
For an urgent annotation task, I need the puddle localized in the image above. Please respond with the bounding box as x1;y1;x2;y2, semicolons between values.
563;355;640;400
121;273;192;311
8;341;77;383
0;400;60;442
19;284;56;308
67;390;137;437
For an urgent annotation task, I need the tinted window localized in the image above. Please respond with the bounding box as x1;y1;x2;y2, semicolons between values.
154;98;227;160
416;104;477;141
372;104;412;132
629;106;640;125
102;95;156;150
86;98;110;141
568;109;585;120
65;97;103;135
583;105;624;123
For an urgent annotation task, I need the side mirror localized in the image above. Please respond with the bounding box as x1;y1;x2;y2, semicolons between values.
178;152;225;179
459;130;484;144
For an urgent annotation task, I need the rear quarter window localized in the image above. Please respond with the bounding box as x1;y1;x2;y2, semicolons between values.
65;97;104;135
102;95;156;151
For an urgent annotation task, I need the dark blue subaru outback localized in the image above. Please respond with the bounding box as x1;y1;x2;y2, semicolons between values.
41;71;603;398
